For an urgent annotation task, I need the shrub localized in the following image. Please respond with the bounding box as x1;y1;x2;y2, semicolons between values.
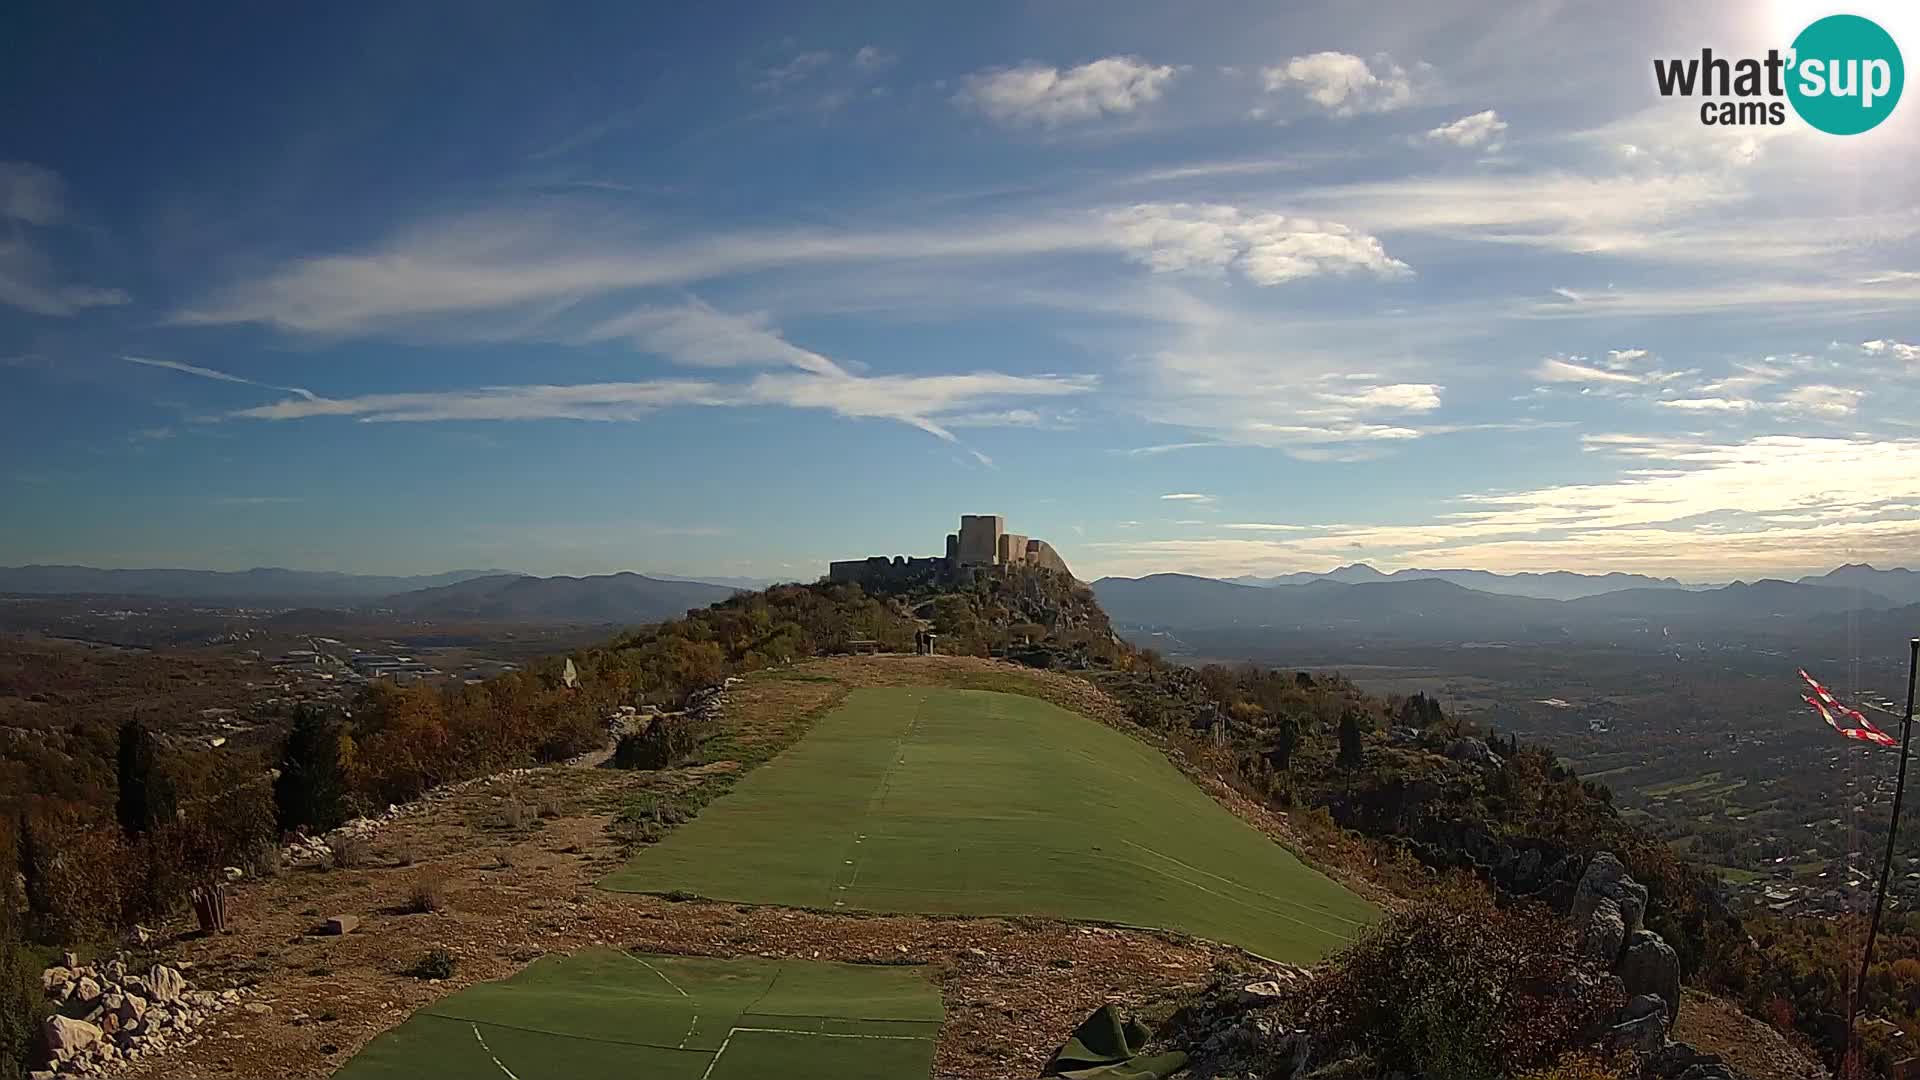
499;801;530;831
404;871;447;914
406;946;456;980
1516;1053;1633;1080
275;707;351;834
613;718;702;770
0;907;50;1080
1296;878;1621;1079
535;795;563;820
330;835;371;870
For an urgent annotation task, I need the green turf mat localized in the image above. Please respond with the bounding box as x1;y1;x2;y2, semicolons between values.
705;1028;937;1080
602;687;1377;961
332;951;942;1080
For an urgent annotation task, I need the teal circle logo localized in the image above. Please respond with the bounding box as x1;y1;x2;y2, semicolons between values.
1787;14;1904;134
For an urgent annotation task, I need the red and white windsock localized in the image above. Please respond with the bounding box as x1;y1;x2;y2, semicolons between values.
1800;669;1898;747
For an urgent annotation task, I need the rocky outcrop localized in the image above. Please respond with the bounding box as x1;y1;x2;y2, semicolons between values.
1444;737;1502;768
1572;852;1647;952
1618;931;1682;1026
1570;852;1688;1057
36;954;249;1077
1643;1041;1749;1080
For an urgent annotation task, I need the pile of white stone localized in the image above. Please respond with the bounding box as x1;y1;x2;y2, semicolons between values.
35;953;249;1077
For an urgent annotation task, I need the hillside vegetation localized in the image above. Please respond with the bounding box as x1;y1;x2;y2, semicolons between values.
0;570;1859;1077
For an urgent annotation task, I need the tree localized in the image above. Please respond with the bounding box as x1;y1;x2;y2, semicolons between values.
1269;714;1303;772
115;719;173;837
12;818;45;945
274;707;349;834
1338;708;1365;769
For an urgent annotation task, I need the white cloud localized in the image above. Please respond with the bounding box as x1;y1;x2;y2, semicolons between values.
124;355;318;401
1160;492;1214;503
1320;383;1441;412
1533;357;1640;384
1107;203;1410;285
231;369;1095;438
0;163;128;317
956;56;1177;126
1777;384;1862;417
0;162;64;226
755;50;836;92
1657;396;1753;412
852;46;895;72
0;239;129;316
1085;436;1920;579
1863;339;1920;362
1262;52;1418;116
1424;110;1507;149
581;302;845;377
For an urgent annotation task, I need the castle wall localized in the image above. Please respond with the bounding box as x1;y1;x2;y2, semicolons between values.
1025;539;1071;577
997;532;1029;565
957;514;1004;566
829;515;1071;588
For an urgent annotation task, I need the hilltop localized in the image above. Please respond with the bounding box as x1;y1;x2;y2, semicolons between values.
0;573;1845;1080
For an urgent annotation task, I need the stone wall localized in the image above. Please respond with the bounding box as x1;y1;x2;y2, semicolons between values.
1025;539;1071;577
997;532;1029;565
957;514;1004;566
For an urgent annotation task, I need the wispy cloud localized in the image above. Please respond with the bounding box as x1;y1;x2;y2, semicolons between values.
125;355;319;401
231;369;1095;442
1424;109;1507;150
1086;436;1920;578
1533;356;1640;384
956;56;1178;127
1160;492;1214;504
0;163;129;317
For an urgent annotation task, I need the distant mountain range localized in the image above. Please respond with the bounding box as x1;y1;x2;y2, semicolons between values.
1093;570;1901;639
1224;563;1696;600
377;572;737;623
0;565;514;603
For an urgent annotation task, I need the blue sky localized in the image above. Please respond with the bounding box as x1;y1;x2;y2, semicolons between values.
5;0;1920;582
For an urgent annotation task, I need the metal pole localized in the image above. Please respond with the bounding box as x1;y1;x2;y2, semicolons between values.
1853;637;1920;1059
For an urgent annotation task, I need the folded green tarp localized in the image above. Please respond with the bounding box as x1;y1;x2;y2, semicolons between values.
1044;1003;1188;1080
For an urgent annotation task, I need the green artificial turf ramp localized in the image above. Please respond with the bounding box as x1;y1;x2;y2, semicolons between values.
602;687;1376;961
332;950;942;1080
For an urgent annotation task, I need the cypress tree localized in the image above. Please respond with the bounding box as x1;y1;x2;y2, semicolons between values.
274;708;348;833
116;719;174;836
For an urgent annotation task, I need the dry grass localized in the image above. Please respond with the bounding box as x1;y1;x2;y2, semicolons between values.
403;870;448;914
330;835;371;870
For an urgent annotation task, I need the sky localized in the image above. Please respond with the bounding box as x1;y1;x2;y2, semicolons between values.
5;0;1920;584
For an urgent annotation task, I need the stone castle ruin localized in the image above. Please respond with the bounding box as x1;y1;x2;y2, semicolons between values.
828;514;1072;590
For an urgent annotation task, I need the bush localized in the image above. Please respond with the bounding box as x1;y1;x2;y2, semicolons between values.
406;946;456;980
613;718;702;771
535;795;563;820
404;871;448;914
330;835;371;870
0;908;49;1080
1297;879;1621;1079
